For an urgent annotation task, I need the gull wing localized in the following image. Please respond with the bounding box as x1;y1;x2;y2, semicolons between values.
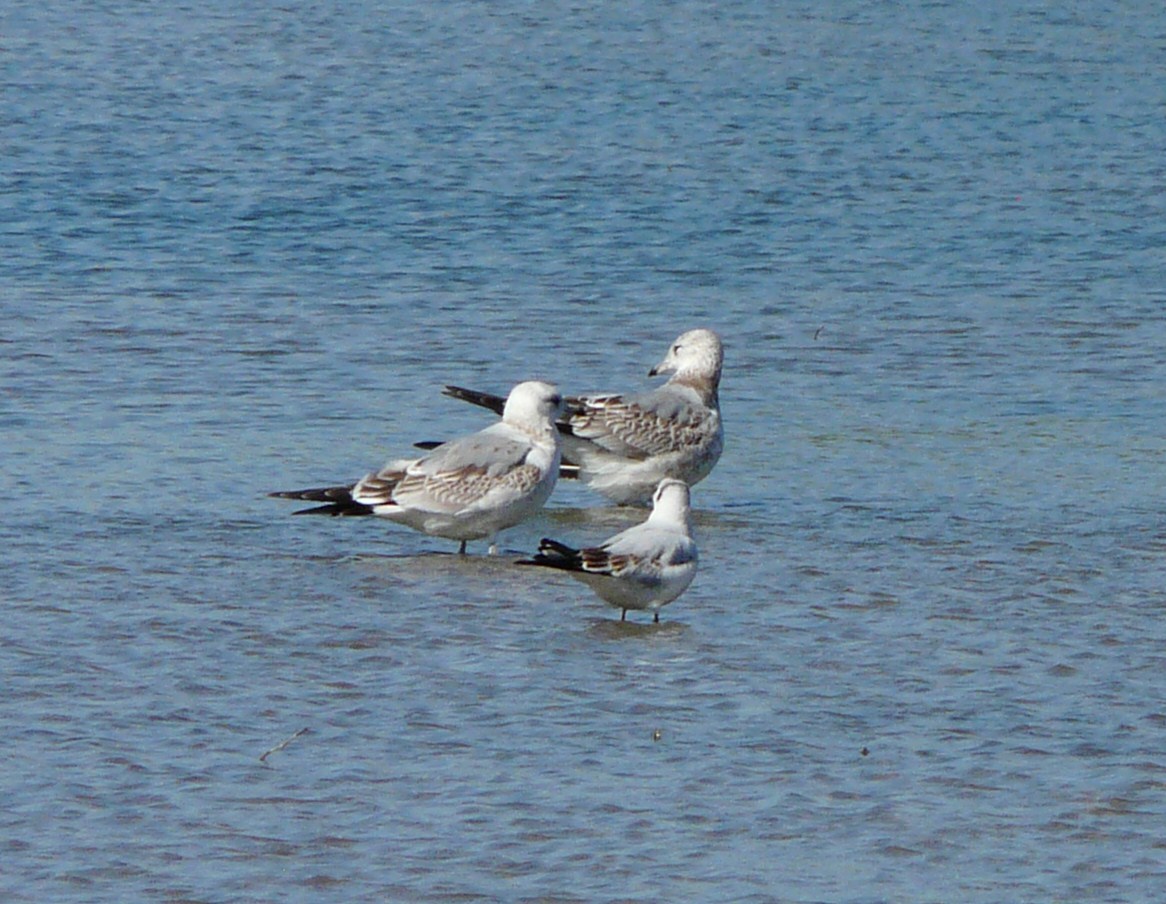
565;385;716;459
365;427;539;515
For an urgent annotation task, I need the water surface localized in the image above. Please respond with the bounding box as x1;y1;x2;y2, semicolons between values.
3;1;1166;901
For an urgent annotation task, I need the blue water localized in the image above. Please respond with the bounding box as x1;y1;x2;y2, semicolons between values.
4;1;1166;901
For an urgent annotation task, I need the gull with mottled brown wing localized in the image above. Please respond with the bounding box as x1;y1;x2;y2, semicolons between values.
517;479;698;622
271;381;563;554
442;328;723;506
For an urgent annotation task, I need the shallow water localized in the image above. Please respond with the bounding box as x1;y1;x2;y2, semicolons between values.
4;1;1166;901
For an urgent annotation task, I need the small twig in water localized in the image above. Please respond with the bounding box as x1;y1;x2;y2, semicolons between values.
260;727;310;763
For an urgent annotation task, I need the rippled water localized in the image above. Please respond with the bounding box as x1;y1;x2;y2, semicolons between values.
4;1;1166;900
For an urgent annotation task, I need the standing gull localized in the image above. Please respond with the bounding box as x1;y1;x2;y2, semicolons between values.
271;381;563;554
442;328;723;505
517;479;697;622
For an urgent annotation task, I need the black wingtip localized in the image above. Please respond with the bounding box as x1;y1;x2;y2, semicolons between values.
270;485;353;502
290;502;375;516
443;384;507;416
271;485;373;516
514;538;584;572
539;538;579;557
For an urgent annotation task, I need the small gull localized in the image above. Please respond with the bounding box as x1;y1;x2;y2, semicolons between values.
271;380;563;554
441;328;723;505
517;478;697;622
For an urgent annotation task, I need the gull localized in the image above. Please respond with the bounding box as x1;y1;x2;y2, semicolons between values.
270;381;563;555
441;328;723;506
516;479;697;622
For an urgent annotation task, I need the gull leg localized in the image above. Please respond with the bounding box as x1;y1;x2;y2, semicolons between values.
621;609;627;621
487;535;498;556
653;612;660;624
458;540;467;555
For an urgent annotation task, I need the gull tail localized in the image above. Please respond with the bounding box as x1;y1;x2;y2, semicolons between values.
268;486;374;516
443;384;507;416
516;538;584;572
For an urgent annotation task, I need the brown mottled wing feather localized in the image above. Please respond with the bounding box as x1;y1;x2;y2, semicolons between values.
350;466;406;508
389;461;542;513
565;391;711;459
579;547;643;577
376;429;537;514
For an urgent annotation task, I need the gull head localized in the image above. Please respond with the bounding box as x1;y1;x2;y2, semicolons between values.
502;380;565;430
649;478;692;524
649;328;724;386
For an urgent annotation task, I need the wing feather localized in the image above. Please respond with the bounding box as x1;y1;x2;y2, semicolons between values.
566;388;715;459
377;429;538;514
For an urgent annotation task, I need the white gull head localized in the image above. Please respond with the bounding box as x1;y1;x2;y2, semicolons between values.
647;478;692;529
648;328;724;396
502;380;565;434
